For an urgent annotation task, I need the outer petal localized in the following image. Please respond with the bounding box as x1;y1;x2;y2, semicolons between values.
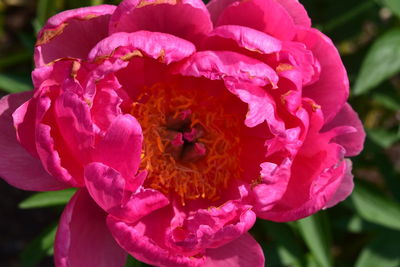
215;0;297;41
274;0;311;27
55;189;126;267
35;5;116;66
92;114;143;179
84;162;169;223
107;214;205;267
109;0;212;45
207;0;310;28
0;92;67;191
204;233;264;267
324;159;354;208
322;103;365;157
296;27;349;122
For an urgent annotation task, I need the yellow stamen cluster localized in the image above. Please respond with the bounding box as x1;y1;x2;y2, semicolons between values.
130;84;242;205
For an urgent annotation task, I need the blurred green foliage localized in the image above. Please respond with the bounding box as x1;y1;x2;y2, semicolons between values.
0;0;399;266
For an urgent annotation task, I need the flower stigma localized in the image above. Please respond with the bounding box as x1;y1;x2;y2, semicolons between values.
130;83;243;205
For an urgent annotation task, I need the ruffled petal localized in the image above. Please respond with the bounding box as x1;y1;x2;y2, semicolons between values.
84;162;169;223
89;31;196;65
109;0;212;44
93;114;143;179
55;189;126;267
172;50;278;87
0;92;67;191
107;212;205;267
296;27;349;123
204;233;264;267
54;91;95;165
215;0;296;41
322;103;365;157
202;25;282;55
35;5;116;66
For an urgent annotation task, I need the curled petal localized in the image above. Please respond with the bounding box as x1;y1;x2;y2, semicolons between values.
35;5;116;66
203;25;282;55
324;159;354;208
204;233;264;267
89;31;196;65
55;189;126;267
109;0;212;44
107;213;205;267
173;51;278;87
93;114;143;179
322;103;366;157
296;27;349;122
0;92;67;191
84;162;169;223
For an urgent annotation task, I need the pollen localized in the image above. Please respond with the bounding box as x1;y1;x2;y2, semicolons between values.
130;83;242;205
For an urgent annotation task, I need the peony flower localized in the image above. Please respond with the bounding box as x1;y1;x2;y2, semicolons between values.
0;0;365;266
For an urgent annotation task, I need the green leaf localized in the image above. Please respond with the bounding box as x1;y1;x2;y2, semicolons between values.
0;50;31;68
355;230;400;267
0;73;31;93
367;129;400;149
262;221;305;267
354;29;400;95
20;223;57;267
351;182;400;231
19;188;77;209
296;213;333;267
372;93;400;111
125;256;143;267
381;0;400;18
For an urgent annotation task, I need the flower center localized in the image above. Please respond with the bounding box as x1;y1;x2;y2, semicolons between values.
130;83;242;205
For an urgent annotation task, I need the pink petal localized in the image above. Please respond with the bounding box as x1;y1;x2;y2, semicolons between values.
55;189;126;267
88;31;196;65
54;91;94;165
204;233;264;267
35;122;77;186
202;25;282;54
0;92;67;191
274;0;311;27
324;159;354;208
93;114;143;179
107;213;205;267
90;85;122;132
12;97;39;157
84;162;168;223
215;0;296;41
296;27;349;123
322;103;365;157
109;0;212;45
35;5;116;66
173;51;278;87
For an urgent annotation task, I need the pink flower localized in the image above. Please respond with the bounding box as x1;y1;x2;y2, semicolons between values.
0;0;365;266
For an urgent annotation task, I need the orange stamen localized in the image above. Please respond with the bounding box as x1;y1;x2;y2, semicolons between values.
130;84;242;205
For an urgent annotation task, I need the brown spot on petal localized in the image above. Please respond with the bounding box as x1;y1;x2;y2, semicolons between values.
120;50;144;61
276;63;294;73
71;61;81;79
158;49;166;63
36;23;68;46
137;0;181;8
